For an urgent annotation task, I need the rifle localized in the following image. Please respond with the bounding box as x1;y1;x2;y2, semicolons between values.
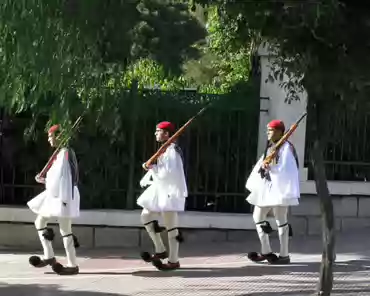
38;116;83;178
144;105;208;169
259;112;307;177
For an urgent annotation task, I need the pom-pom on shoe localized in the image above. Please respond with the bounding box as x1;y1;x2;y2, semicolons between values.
29;256;56;268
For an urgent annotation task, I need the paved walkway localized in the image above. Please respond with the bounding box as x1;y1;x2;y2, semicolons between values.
0;231;369;296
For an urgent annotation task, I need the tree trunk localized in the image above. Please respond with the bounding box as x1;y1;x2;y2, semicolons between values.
311;137;335;296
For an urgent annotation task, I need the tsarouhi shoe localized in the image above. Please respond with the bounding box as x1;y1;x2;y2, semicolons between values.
140;251;168;263
51;262;79;275
152;259;180;271
268;255;291;265
29;256;56;268
247;252;278;263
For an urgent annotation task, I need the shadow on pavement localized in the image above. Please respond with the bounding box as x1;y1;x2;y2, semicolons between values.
130;259;370;295
0;282;128;296
1;259;370;296
130;259;368;279
235;285;370;296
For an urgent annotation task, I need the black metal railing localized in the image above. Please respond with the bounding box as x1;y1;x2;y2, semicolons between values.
304;106;370;181
0;85;260;214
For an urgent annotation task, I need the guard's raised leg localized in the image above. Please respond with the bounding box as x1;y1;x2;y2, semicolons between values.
29;215;57;268
51;218;79;275
271;206;291;264
247;206;278;263
152;211;182;271
140;208;168;263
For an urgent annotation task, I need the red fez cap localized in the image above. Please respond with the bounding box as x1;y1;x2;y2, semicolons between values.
157;121;175;132
48;124;60;135
268;120;285;132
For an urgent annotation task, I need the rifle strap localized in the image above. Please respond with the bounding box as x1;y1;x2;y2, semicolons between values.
173;143;184;163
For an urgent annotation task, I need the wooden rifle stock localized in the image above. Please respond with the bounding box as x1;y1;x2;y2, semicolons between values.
38;116;83;178
144;105;208;168
262;112;307;166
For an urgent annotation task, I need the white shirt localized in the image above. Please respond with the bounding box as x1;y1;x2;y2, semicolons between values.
137;143;188;212
246;142;300;207
27;148;80;218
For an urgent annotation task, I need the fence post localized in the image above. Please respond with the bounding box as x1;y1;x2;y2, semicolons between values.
125;80;139;210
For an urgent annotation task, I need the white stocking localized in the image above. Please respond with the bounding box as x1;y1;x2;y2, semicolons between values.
59;217;77;267
253;206;272;255
34;215;54;260
163;211;180;263
273;206;289;257
141;209;166;253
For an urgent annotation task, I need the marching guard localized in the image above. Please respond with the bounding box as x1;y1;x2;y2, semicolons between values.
137;121;188;271
246;119;300;264
27;124;81;275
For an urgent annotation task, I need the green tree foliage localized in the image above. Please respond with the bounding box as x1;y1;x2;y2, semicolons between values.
182;5;252;93
0;0;206;129
0;0;255;131
192;1;370;295
121;4;254;94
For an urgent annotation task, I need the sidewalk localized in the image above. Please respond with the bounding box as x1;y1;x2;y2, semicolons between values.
0;230;369;296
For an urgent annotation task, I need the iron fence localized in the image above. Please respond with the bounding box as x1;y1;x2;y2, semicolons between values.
0;85;260;214
304;106;370;181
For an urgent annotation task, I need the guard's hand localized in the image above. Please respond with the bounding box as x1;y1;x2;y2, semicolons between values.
262;163;270;171
35;174;45;184
142;163;153;171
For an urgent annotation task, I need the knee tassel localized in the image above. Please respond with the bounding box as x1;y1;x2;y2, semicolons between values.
38;227;55;241
167;227;184;243
144;220;165;233
278;222;293;237
256;221;273;234
62;233;80;248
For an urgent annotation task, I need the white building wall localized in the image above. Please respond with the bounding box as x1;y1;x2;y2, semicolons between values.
257;45;308;181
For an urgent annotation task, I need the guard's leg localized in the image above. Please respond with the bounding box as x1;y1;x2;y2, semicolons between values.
29;215;57;268
152;211;182;271
51;217;79;275
247;206;278;263
271;206;291;264
140;208;167;263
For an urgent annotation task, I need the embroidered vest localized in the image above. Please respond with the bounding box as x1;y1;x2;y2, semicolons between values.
173;143;184;163
65;148;79;200
287;141;299;168
67;148;79;185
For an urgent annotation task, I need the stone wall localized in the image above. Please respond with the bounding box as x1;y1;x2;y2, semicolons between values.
289;195;370;235
0;222;254;250
0;195;369;249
